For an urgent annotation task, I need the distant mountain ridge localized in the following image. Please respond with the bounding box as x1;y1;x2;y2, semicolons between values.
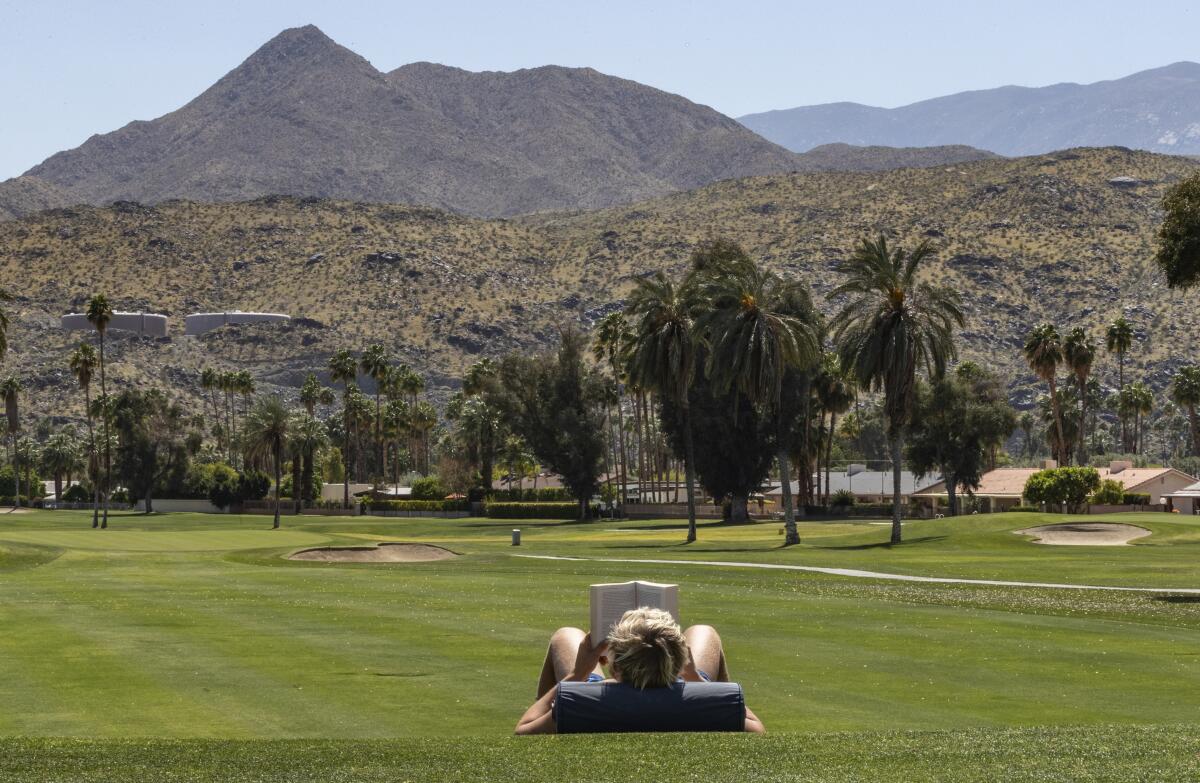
0;25;1013;221
740;62;1200;156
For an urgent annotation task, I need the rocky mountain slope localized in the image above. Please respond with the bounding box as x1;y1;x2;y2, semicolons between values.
17;25;801;218
740;62;1200;156
1;147;1195;424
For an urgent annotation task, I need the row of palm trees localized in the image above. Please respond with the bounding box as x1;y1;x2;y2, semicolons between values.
597;235;962;545
1023;316;1200;464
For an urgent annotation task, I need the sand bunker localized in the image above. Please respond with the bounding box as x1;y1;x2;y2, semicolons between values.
288;543;459;563
1016;522;1150;546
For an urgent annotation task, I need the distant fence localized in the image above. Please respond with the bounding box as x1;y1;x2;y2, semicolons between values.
1087;503;1164;514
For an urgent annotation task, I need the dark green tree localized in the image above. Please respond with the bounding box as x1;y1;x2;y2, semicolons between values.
111;389;190;514
1154;172;1200;288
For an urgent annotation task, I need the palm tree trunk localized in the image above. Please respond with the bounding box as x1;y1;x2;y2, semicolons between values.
825;413;836;505
342;397;351;509
273;445;282;529
1048;377;1066;466
1118;353;1126;450
98;331;110;529
779;444;799;545
682;408;697;543
889;433;903;543
1078;378;1089;466
616;391;628;514
292;454;302;514
83;383;99;527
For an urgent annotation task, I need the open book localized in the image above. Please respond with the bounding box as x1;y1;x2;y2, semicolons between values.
589;581;679;645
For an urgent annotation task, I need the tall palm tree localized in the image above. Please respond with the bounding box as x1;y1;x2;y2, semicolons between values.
1063;327;1096;465
1171;365;1200;457
85;295;113;528
288;413;327;513
593;312;633;512
831;236;963;544
410;401;438;474
1127;381;1154;455
698;250;822;545
243;396;290;529
69;343;100;526
41;430;82;506
1024;323;1067;466
625;272;701;542
200;367;218;432
816;354;856;505
360;344;390;480
328;350;358;508
1;376;19;508
1106;316;1134;449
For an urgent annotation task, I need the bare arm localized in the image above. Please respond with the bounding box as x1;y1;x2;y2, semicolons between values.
744;706;765;734
515;634;608;735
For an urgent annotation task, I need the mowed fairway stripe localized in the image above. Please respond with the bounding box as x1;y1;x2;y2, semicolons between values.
516;555;1200;594
0;529;331;552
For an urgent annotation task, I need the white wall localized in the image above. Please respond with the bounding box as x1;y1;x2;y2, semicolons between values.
135;498;226;514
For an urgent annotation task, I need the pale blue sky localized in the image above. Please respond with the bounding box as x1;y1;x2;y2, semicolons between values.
2;0;1199;179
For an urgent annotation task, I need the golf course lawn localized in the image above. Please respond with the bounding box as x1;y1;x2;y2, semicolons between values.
1;508;1198;780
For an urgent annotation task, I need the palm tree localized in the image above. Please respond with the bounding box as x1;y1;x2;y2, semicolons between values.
1;376;20;508
831;236;963;543
69;343;100;526
816;354;856;504
410;401;438;474
1024;324;1067;466
243;396;291;529
1171;365;1200;457
85;295;113;527
698;249;822;545
41;430;82;505
626;272;701;542
1127;381;1154;455
1063;327;1096;465
360;344;390;480
593;312;633;512
1106;316;1134;449
328;350;358;508
288;413;328;513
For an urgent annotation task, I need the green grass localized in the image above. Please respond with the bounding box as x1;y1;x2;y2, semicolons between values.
1;509;1198;779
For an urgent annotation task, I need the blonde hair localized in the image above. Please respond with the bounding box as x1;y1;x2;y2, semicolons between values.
606;607;688;689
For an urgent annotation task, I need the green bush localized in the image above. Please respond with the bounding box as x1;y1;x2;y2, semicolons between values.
183;462;237;500
830;489;856;508
485;502;588;519
1090;479;1126;505
489;487;573;502
237;470;271;502
207;464;242;510
410;476;446;500
110;488;131;504
1008;505;1038;512
1023;466;1100;508
0;466;44;498
279;471;322;501
61;484;91;502
364;499;469;513
1122;492;1151;506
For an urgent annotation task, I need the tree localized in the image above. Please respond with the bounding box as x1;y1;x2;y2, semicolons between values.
1;376;20;507
112;389;190;514
69;343;100;525
697;243;821;545
832;235;963;544
243;396;291;529
85;294;114;527
1125;381;1154;455
625;271;701;541
1024;323;1067;466
1171;365;1200;457
1063;327;1096;465
462;358;502;495
1154;172;1200;289
493;329;607;520
815;354;856;505
592;312;633;513
908;365;1016;516
360;343;390;480
1023;466;1101;511
328;350;358;508
1106;316;1133;448
41;429;84;506
288;413;327;513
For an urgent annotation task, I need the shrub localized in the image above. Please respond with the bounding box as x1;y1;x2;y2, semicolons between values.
1008;505;1038;513
1023;466;1100;508
363;499;470;513
830;489;856;508
110;488;131;504
61;484;91;503
484;502;591;519
1122;492;1151;506
237;470;271;502
489;487;573;502
183;462;237;500
410;476;445;500
0;466;45;498
207;464;242;510
279;471;322;501
1090;479;1126;505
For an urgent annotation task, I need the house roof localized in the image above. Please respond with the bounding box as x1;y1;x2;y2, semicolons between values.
1166;480;1200;497
915;466;1196;498
768;470;929;497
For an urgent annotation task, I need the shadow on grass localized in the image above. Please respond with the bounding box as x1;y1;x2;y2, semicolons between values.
598;543;795;553
814;535;948;551
1153;594;1200;603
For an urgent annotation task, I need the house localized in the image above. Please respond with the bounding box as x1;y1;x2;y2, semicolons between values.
1165;480;1200;514
767;464;928;505
913;460;1197;513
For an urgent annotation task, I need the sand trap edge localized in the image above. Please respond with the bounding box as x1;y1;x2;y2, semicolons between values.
287;542;460;563
1014;522;1151;547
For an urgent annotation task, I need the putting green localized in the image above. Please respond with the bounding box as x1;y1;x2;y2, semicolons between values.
0;528;331;552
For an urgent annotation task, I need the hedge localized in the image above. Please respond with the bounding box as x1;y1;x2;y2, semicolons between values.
364;499;470;512
1122;492;1152;506
1009;505;1038;512
488;488;574;502
485;502;590;519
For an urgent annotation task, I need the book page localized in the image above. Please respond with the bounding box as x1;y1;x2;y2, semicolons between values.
589;582;638;644
633;581;679;624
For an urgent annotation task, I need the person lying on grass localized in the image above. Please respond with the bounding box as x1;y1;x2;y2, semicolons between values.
515;607;765;734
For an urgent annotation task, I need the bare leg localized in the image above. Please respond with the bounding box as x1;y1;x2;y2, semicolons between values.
535;627;602;698
684;625;731;682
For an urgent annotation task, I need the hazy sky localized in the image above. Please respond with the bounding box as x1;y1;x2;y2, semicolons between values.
3;0;1199;179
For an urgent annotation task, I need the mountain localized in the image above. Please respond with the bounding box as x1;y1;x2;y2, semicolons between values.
0;176;72;220
2;147;1196;424
20;25;802;218
740;62;1200;156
